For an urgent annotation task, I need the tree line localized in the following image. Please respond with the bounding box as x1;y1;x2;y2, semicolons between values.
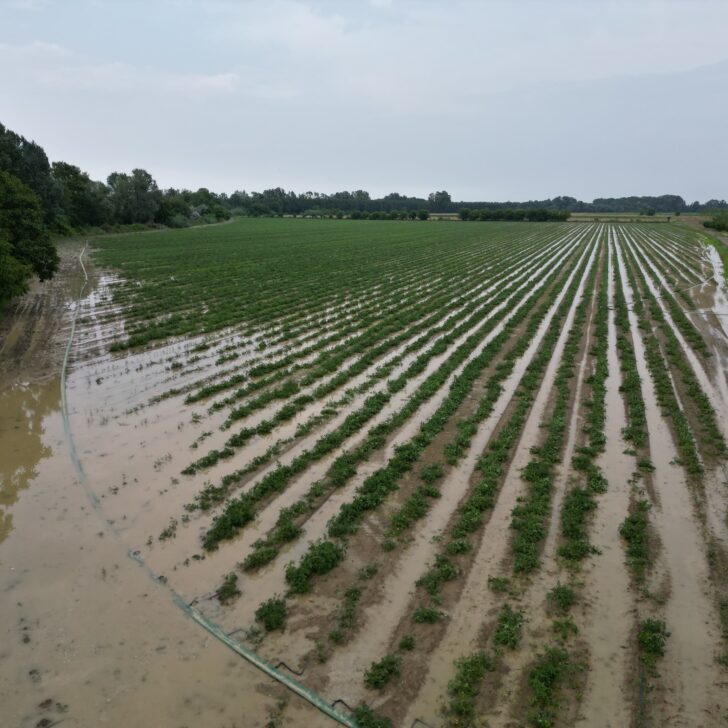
458;208;570;222
2;118;727;305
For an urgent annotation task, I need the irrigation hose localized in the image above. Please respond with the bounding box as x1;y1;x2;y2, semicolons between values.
59;243;357;728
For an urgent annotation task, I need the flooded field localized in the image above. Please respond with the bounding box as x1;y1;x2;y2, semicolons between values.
2;218;728;727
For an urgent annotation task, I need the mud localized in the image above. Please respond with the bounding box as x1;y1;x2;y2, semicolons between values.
0;247;333;728
575;237;633;727
615;233;727;727
4;223;728;728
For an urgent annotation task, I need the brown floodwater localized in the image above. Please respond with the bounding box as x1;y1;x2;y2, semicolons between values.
0;244;333;728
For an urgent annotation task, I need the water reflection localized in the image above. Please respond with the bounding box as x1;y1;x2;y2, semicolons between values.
0;378;60;544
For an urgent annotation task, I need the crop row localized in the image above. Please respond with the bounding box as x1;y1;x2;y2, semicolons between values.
202;232;586;551
508;247;599;573
351;233;594;606
279;235;592;588
617;239;703;474
559;243;610;562
183;231;581;478
621;232;725;465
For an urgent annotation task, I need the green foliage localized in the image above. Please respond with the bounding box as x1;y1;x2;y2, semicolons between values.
527;646;577;727
215;572;240;605
413;606;444;624
284;540;345;593
0;236;32;303
359;564;379;580
445;651;494;726
351;704;393;728
619;500;651;581
0;170;58;284
552;617;578;642
255;596;287;631
487;576;510;593
364;654;401;690
398;634;415;651
704;211;728;233
548;583;577;614
493;604;524;649
638;619;669;668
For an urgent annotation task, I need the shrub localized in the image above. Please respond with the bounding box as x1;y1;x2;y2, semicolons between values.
364;654;401;690
255;596;287;631
413;606;444;624
399;634;415;651
493;604;524;649
285;540;345;593
548;583;576;614
446;651;493;724
352;704;393;728
638;619;669;667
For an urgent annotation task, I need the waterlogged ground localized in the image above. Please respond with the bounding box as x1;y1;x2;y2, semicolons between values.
2;218;728;727
0;241;329;728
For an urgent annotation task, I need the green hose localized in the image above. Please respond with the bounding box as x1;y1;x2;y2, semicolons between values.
61;243;356;728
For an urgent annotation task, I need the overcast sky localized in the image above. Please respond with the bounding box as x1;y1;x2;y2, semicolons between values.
1;0;727;202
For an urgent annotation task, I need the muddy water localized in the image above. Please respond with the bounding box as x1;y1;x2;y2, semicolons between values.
0;382;57;545
139;231;588;602
319;239;598;708
576;235;633;727
159;232;586;627
471;231;604;727
0;254;333;728
615;236;726;726
401;236;600;727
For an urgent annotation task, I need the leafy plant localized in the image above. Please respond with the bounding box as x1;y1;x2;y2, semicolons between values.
255;596;287;631
364;654;401;690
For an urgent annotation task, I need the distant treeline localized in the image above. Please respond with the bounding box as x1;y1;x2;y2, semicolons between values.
458;208;570;222
2;118;727;303
231;190;728;217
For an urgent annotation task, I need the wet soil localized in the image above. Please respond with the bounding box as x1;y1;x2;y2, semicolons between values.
0;244;333;728
4;224;728;728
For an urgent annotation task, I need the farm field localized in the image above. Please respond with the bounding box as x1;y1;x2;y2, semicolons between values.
2;217;728;727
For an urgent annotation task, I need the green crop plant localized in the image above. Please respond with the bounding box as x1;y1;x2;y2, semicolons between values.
255;596;287;631
364;654;402;690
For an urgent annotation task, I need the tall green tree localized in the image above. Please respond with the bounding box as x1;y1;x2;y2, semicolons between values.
107;168;160;224
0;123;60;226
0;235;32;303
52;161;109;227
0;170;59;282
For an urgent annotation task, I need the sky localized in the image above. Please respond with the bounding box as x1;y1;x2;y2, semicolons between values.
1;0;727;202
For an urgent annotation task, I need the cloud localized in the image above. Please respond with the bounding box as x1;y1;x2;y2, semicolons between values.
0;41;244;98
0;39;71;56
1;0;727;200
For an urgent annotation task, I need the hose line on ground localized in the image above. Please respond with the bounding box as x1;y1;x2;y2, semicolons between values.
59;243;356;728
